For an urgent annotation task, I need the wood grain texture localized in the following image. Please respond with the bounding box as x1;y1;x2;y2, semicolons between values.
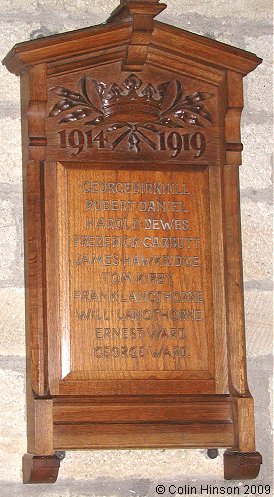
23;161;47;396
2;0;262;482
53;395;233;423
54;423;234;450
208;166;228;393
22;454;61;484
44;162;60;394
56;166;214;382
45;66;221;164
58;379;216;396
2;21;132;75
224;451;262;480
222;165;249;396
152;23;262;75
2;18;261;77
27;399;54;455
39;160;233;398
107;0;167;71
21;65;48;400
225;71;244;166
232;397;256;452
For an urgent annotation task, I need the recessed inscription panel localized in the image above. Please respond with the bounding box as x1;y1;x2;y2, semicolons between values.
57;164;214;380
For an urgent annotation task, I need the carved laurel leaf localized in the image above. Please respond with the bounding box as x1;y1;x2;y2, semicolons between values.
106;123;129;132
181;111;204;126
157;117;183;128
59;108;94;123
50;86;86;103
79;76;103;113
49;75;214;142
79;76;92;104
49;99;81;117
138;123;159;132
84;116;105;126
187;91;213;103
188;104;213;122
159;80;183;115
179;92;213;123
160;88;213;127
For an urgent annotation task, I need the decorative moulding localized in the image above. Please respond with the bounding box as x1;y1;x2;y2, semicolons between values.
2;0;262;484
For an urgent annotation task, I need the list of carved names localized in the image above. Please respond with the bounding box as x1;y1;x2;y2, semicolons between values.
68;169;209;372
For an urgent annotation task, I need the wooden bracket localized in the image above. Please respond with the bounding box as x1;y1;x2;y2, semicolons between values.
224;451;262;480
22;453;63;484
107;0;167;71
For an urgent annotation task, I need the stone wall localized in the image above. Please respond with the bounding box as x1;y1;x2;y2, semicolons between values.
0;1;272;496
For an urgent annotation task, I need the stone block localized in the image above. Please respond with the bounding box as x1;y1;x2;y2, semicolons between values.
0;200;20;283
0;288;25;356
0;0;272;493
60;448;223;481
244;290;273;358
0;20;40;53
0;3;109;42
0;67;20;104
0;369;26;482
243;35;273;117
247;355;273;483
158;0;273;22
0;118;22;184
241;200;272;282
0;188;24;287
240;123;273;190
0;22;44;99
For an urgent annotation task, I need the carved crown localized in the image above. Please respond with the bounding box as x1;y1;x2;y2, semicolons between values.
99;74;164;122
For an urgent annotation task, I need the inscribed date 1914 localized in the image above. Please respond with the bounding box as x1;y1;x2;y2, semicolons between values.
46;66;220;165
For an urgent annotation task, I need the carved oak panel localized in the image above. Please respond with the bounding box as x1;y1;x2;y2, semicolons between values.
44;161;227;396
58;166;214;379
46;64;222;164
2;0;263;483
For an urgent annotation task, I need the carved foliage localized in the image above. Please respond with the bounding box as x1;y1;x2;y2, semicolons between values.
49;74;214;153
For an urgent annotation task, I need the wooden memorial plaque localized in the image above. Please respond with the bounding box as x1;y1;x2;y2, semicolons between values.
3;0;263;483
